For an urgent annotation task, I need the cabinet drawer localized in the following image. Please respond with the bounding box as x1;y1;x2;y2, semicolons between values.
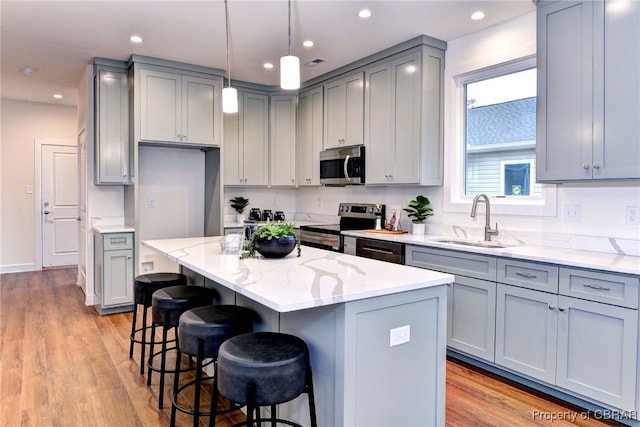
497;259;559;293
559;268;639;309
406;245;496;281
103;233;133;251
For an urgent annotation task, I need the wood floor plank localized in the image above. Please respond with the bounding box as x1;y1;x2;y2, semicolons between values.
0;267;626;427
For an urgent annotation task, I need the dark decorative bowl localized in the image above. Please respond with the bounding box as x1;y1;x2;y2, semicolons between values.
254;235;297;258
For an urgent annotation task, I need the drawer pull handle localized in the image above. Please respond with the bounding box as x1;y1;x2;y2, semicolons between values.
583;283;611;291
558;307;566;312
516;272;538;279
548;305;555;310
110;238;126;244
362;246;394;255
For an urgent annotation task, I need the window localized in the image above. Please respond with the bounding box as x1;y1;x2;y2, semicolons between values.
461;61;542;198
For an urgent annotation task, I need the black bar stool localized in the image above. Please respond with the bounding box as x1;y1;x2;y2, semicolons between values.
217;332;318;427
130;272;187;375
170;305;255;427
148;285;216;409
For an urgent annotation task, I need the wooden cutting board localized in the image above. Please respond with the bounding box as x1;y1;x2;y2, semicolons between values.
365;229;408;235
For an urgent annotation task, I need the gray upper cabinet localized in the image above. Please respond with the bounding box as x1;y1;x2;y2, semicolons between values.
270;95;297;187
297;87;323;186
135;66;222;148
94;64;130;185
365;46;445;185
537;0;640;181
323;72;364;149
224;91;269;186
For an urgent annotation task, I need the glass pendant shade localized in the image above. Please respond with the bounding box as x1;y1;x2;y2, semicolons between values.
222;86;238;113
280;55;300;90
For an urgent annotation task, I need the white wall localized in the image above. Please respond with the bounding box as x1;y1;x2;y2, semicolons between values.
0;99;77;272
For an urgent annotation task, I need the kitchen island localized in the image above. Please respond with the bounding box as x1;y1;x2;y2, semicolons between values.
142;236;454;426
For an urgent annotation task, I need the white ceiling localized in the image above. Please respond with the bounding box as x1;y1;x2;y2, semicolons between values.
1;0;535;107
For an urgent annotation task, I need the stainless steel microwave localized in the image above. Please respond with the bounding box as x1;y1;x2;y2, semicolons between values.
319;146;365;185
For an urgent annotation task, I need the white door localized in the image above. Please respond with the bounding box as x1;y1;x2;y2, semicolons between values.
42;144;79;267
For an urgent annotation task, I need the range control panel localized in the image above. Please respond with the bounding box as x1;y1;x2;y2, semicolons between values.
338;202;385;219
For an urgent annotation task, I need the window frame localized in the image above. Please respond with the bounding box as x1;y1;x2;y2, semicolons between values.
444;54;557;217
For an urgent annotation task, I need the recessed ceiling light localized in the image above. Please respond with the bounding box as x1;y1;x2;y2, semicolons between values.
53;94;63;99
22;67;35;76
263;62;274;69
303;40;314;48
130;35;143;43
471;11;485;20
358;9;372;19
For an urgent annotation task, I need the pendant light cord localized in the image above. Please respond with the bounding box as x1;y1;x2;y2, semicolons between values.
287;0;292;56
225;0;231;88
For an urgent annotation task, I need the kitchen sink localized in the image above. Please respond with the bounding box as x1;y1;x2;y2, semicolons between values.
432;238;520;249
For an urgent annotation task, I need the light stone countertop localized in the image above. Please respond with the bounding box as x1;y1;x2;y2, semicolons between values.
343;230;640;276
92;224;135;234
142;236;454;313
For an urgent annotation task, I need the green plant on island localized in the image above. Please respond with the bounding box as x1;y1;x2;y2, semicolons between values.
240;223;301;259
229;196;250;214
403;195;434;224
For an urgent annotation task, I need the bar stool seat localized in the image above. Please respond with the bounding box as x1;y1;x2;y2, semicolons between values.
130;272;186;375
217;332;317;427
148;285;216;409
170;305;255;427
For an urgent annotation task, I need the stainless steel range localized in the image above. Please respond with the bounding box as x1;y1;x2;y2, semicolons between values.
299;202;385;252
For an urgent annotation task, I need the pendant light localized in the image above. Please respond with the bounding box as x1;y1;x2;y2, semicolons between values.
222;0;238;113
280;0;300;90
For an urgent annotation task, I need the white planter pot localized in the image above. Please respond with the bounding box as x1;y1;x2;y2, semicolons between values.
412;223;426;235
236;213;246;223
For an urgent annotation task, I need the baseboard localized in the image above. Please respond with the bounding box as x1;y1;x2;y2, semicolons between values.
0;263;37;274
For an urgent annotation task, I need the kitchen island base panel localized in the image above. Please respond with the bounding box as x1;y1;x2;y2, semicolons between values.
216;278;446;427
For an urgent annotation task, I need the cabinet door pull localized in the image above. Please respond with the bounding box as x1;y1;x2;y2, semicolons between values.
583;283;611;291
516;271;538;279
582;164;590;170
548;305;555;310
593;163;600;170
558;307;566;312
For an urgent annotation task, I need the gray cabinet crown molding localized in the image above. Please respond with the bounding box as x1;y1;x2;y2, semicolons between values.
127;54;225;78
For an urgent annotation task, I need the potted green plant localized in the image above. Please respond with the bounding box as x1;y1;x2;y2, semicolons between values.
229;196;250;222
241;223;301;259
403;195;433;235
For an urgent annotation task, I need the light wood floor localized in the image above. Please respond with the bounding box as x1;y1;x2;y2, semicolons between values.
0;267;624;427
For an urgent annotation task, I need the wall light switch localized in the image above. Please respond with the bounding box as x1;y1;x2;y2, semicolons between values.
563;205;582;222
147;198;156;208
26;185;33;194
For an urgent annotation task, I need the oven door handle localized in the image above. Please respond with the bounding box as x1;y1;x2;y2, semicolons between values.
343;155;351;182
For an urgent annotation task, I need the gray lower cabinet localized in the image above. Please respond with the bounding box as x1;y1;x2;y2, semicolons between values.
406;245;497;362
94;233;134;314
447;276;496;361
408;244;639;412
94;232;134;314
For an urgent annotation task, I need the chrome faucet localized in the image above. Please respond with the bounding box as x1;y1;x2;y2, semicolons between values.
471;194;499;242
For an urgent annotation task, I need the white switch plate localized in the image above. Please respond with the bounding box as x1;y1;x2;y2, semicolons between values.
563;205;582;222
390;325;411;347
626;206;640;225
147;198;156;208
26;185;33;194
